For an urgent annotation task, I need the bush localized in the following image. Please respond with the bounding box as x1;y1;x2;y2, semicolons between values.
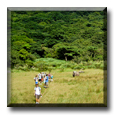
34;61;48;72
72;56;82;64
99;63;104;69
25;60;34;68
82;61;88;66
61;63;71;68
27;54;36;61
17;64;30;71
87;64;96;69
47;67;54;73
51;63;57;67
94;63;101;68
14;61;24;69
73;66;81;70
13;58;105;71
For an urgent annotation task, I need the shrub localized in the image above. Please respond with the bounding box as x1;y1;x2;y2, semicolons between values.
27;54;36;61
73;66;81;70
51;63;57;67
99;63;104;69
34;61;48;72
61;63;71;68
94;63;101;68
87;64;96;69
47;67;54;73
82;61;88;66
17;64;29;71
25;60;34;68
72;56;82;64
73;63;86;70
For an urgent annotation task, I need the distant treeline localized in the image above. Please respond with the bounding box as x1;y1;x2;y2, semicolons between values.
10;11;107;68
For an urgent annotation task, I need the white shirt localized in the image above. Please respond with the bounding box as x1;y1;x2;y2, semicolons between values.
44;76;46;82
38;74;42;79
34;77;38;82
42;73;45;77
34;87;41;95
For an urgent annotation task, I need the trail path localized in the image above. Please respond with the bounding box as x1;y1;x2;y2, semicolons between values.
39;79;59;103
39;78;74;103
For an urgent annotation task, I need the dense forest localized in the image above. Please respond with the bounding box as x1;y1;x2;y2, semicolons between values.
10;10;107;69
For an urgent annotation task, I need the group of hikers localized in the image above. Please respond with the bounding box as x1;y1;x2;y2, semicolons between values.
34;72;53;104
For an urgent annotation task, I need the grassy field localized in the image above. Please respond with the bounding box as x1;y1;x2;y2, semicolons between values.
10;68;106;104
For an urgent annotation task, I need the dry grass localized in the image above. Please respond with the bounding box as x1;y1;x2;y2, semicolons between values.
10;68;105;104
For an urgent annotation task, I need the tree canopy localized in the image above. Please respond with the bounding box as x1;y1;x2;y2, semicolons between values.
11;11;107;68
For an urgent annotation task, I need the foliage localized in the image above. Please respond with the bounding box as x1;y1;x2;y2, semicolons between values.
11;11;107;69
34;61;48;72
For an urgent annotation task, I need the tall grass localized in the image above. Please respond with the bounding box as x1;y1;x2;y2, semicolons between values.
10;68;105;104
34;58;106;70
13;58;107;71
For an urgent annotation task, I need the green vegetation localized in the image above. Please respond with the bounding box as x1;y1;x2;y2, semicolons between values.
9;11;107;105
12;58;106;72
11;68;105;104
11;11;107;69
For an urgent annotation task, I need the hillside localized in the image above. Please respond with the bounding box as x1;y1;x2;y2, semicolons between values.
10;11;107;68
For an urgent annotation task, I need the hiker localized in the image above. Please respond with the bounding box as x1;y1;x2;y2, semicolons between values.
34;75;39;85
43;75;46;85
44;73;46;77
51;75;53;82
41;76;43;82
41;72;45;77
41;74;43;82
38;73;42;84
48;73;51;79
45;74;49;88
34;83;41;104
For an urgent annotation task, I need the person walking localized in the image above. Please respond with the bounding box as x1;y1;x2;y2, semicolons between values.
34;83;41;104
38;73;42;85
43;75;46;85
45;74;49;88
34;75;39;85
51;75;53;82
